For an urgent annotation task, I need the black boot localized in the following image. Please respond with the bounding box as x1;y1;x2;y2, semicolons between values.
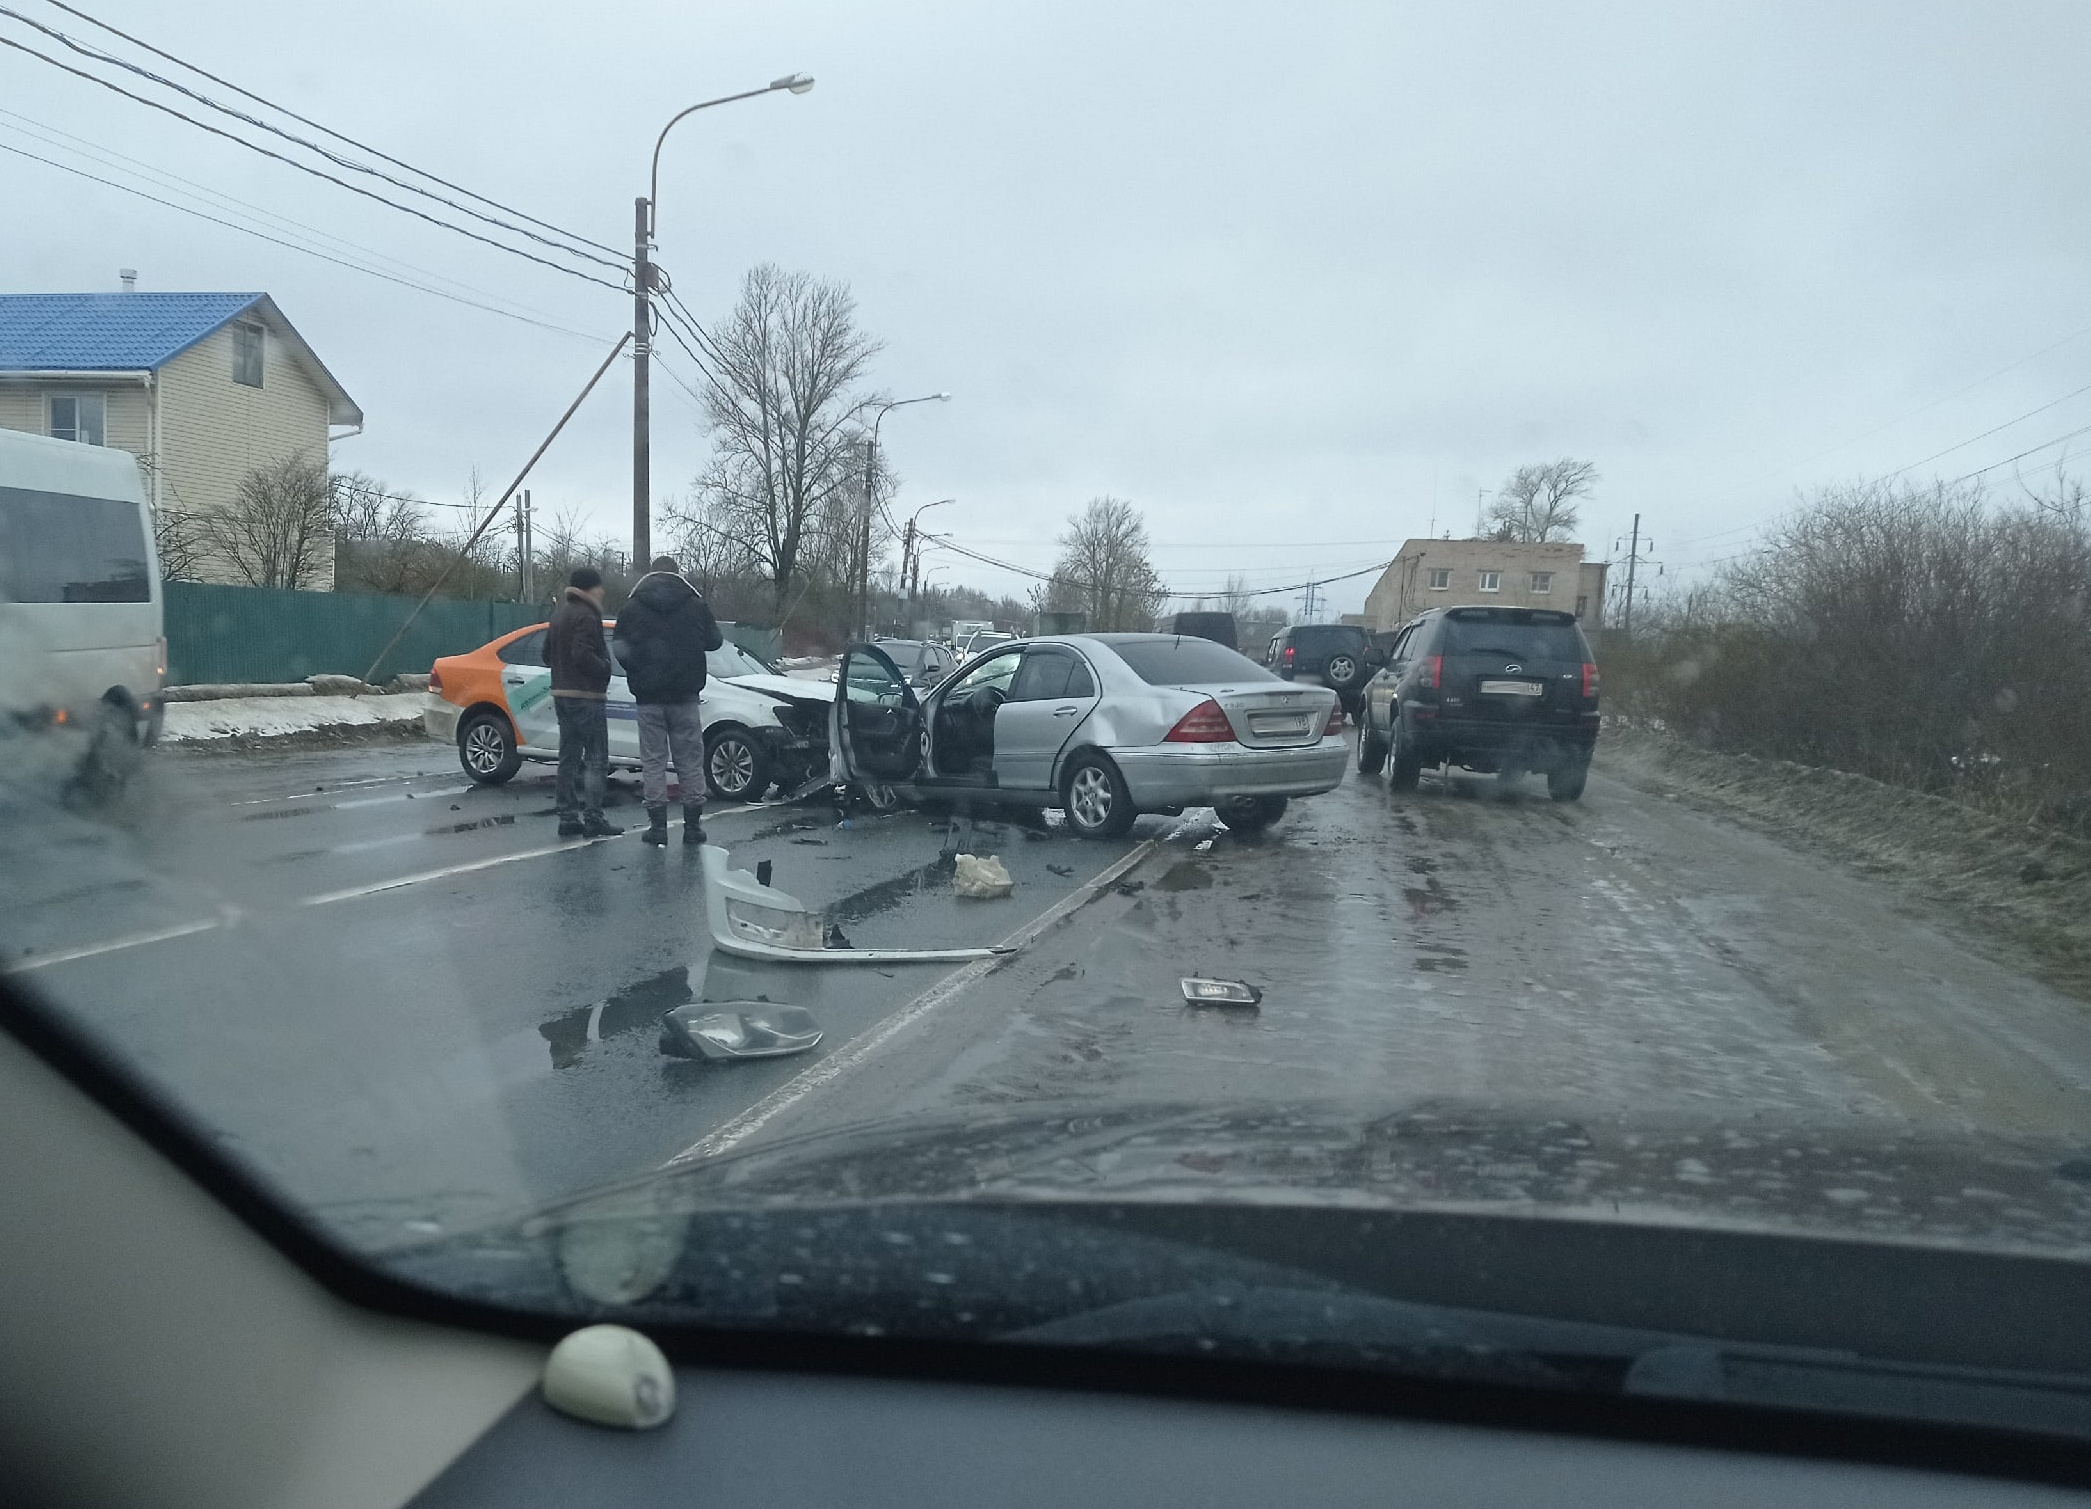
641;805;669;846
557;815;584;838
683;803;706;844
581;812;624;838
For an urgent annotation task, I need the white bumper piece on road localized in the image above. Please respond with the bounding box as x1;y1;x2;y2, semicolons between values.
1112;735;1349;809
701;845;1009;965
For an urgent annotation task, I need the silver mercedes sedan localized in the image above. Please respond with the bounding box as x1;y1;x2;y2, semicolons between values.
829;633;1349;836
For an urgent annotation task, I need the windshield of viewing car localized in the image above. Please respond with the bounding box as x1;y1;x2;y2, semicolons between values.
10;1;2091;1439
1113;638;1275;686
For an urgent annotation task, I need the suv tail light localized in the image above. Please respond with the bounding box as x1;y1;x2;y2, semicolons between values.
1581;662;1599;698
1164;699;1235;743
1419;654;1442;691
429;667;444;694
1281;644;1295;665
1323;702;1346;735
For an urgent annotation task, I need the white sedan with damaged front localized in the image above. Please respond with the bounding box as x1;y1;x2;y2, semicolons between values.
829;633;1348;836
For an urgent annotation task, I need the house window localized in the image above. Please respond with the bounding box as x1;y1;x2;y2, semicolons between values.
1530;571;1553;593
1478;570;1501;592
232;321;264;388
48;393;105;446
1426;568;1451;590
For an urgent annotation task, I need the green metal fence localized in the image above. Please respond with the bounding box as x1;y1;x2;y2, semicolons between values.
165;582;548;686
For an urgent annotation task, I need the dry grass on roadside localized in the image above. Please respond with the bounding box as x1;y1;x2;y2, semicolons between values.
1598;724;2091;1004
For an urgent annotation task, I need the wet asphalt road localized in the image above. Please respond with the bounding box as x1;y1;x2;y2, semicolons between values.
7;731;2091;1251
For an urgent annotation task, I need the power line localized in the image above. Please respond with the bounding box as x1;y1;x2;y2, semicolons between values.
0;29;626;292
5;2;621;271
0;138;605;339
1946;421;2091;486
0;109;596;331
38;0;622;260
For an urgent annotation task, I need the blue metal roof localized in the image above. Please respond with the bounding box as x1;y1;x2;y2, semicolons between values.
0;291;265;371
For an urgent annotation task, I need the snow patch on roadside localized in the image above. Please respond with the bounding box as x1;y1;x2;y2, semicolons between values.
162;693;426;744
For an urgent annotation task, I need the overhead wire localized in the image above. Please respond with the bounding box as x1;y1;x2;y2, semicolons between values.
0;138;606;339
0;29;625;291
38;0;622;260
0;109;595;331
3;2;623;272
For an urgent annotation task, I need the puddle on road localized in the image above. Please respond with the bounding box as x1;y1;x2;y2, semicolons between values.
1402;875;1459;917
1413;945;1469;974
538;965;693;1069
1157;861;1213;892
828;856;958;925
429;813;517;836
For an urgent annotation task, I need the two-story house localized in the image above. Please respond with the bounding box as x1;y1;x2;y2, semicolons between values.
0;289;362;585
1362;537;1608;634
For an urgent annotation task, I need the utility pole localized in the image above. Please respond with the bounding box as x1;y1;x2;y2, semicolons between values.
1620;512;1644;638
632;197;651;569
520;489;534;602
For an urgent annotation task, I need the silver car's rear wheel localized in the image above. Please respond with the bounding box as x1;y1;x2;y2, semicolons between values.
1063;754;1136;838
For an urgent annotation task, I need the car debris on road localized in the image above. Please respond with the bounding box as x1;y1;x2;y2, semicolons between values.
700;845;1010;964
951;853;1014;898
659;1002;823;1061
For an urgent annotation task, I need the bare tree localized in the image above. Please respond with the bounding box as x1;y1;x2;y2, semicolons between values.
331;471;437;595
1046;497;1169;631
686;265;883;614
150;504;209;583
1487;458;1598;542
202;453;335;589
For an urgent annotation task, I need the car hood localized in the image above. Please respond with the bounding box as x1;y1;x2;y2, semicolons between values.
383;1100;2091;1419
645;1100;2091;1251
722;671;828;706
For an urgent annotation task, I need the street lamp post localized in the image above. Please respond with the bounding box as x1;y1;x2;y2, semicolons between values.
858;392;950;636
898;496;955;635
634;73;813;568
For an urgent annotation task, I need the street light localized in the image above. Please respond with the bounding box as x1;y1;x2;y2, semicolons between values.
632;73;814;566
898;497;955;633
857;393;950;637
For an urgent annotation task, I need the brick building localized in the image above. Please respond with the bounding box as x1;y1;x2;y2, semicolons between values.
1361;538;1607;633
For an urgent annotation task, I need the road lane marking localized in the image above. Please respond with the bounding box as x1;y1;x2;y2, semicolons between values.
297;834;624;904
3;913;233;974
664;829;1181;1167
294;801;775;906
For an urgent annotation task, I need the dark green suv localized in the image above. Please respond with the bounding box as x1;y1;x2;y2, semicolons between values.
1265;623;1376;715
1356;606;1600;800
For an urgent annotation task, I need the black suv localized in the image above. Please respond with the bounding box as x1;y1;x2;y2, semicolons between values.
1266;623;1376;714
1356;606;1599;800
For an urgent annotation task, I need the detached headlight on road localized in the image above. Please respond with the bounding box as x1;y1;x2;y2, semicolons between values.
1181;977;1262;1006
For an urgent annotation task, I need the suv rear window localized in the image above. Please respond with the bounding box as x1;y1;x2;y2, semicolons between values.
1440;611;1586;661
1288;625;1366;653
1113;638;1274;686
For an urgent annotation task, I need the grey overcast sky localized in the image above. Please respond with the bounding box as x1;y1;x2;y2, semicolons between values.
4;0;2089;615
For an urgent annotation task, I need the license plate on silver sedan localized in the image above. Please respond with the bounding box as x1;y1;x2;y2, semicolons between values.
1249;713;1311;736
1479;680;1544;696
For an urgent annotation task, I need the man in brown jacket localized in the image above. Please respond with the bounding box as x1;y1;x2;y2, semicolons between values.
543;566;622;838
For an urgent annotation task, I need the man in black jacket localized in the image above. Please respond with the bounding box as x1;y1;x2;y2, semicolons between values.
544;566;622;839
613;555;723;846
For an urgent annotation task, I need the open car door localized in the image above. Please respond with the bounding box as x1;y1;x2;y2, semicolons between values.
829;643;927;795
